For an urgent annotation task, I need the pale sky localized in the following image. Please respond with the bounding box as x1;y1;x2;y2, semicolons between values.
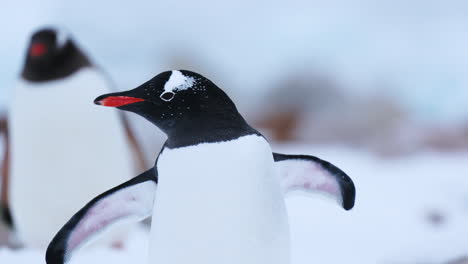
1;0;467;122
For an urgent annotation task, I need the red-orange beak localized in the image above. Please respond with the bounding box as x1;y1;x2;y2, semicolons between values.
94;96;145;107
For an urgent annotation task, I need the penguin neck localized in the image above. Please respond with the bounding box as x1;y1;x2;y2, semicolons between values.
21;41;92;82
163;113;260;149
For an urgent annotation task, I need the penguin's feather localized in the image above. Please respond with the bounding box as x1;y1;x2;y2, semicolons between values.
274;153;355;210
46;168;157;264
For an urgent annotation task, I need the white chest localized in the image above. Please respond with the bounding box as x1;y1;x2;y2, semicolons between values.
150;135;290;264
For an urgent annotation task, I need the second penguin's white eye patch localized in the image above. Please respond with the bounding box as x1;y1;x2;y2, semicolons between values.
55;27;69;48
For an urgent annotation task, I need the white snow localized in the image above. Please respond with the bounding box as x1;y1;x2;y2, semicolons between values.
1;145;467;264
282;145;468;264
163;71;195;94
0;227;150;264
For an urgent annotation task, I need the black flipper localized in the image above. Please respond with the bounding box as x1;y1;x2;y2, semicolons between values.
0;206;13;229
0;115;13;229
46;168;158;264
273;152;355;210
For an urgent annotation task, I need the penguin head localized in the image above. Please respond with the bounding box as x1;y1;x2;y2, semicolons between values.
22;27;91;82
27;28;68;61
95;70;251;144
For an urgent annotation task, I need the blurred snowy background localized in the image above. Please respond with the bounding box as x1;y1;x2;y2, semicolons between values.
1;0;468;263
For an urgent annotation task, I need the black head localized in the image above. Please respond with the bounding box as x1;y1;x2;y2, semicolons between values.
94;70;258;148
21;27;91;82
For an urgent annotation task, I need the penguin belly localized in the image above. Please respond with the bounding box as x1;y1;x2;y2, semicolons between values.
9;69;134;248
150;135;290;264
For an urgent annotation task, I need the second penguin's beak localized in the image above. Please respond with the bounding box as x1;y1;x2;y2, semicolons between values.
94;94;145;107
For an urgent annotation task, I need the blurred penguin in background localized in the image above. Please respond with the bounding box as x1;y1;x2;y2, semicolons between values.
0;27;147;249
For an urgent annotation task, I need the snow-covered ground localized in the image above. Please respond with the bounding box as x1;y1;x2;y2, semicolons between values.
1;145;467;264
283;145;468;264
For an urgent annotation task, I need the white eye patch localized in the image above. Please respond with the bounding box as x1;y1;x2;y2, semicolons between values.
160;91;175;102
160;70;195;101
54;27;69;48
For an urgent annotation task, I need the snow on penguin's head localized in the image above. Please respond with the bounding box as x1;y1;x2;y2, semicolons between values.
161;70;196;101
22;26;92;82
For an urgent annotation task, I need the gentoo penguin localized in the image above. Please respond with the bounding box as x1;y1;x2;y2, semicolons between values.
0;27;146;249
45;70;356;264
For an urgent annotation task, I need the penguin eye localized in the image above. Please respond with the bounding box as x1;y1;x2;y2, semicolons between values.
160;92;175;102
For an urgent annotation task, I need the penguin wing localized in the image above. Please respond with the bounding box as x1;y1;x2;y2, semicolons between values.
273;152;355;210
46;168;157;264
0;115;13;228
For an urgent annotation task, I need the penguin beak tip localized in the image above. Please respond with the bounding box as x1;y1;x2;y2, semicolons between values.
93;95;106;106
